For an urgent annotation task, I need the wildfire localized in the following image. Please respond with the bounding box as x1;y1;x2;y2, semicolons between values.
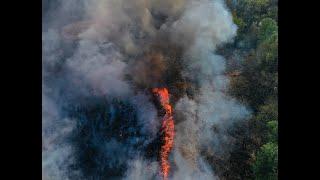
152;88;175;180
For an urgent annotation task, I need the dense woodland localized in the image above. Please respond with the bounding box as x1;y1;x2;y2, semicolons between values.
219;0;278;179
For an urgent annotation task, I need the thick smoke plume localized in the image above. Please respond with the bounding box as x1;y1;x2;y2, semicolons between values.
42;0;250;179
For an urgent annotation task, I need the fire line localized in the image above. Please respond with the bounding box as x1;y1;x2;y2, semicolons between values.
152;87;175;180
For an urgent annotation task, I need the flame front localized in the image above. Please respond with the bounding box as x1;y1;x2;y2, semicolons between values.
152;88;175;180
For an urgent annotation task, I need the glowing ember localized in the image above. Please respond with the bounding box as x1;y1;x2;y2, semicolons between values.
152;88;175;180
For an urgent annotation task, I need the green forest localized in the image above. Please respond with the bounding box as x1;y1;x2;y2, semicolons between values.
221;0;278;179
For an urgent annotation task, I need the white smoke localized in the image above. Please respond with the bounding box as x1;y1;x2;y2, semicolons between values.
172;149;218;180
42;94;80;179
42;0;250;179
124;158;160;180
65;40;131;97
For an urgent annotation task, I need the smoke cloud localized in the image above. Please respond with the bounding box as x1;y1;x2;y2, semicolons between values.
42;0;250;179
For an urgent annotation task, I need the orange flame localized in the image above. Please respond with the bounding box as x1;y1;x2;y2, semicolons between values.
152;88;175;180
